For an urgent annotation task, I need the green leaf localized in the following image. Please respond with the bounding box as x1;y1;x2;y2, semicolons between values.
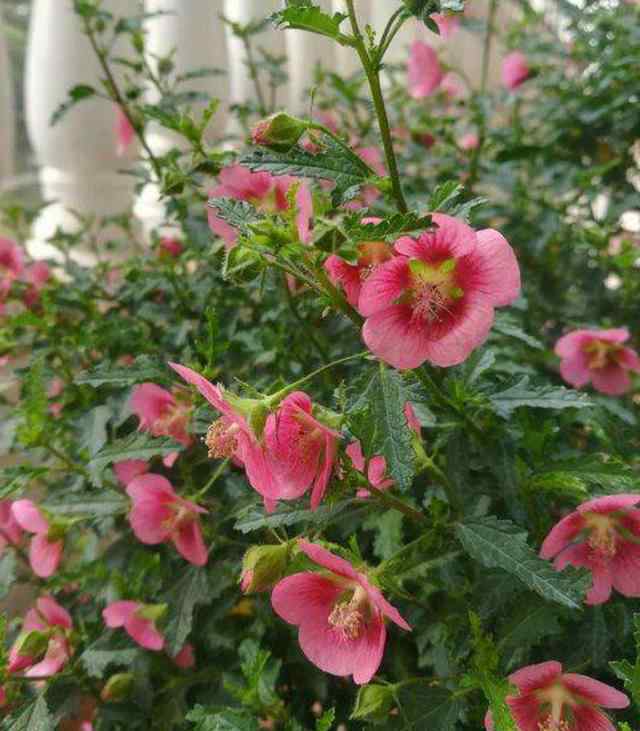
271;4;349;44
5;695;54;731
364;509;404;560
610;614;640;706
163;566;211;655
492;314;544;350
497;604;564;670
43;491;128;517
240;135;375;206
89;433;182;478
343;212;433;240
489;377;593;418
530;456;635;498
456;516;589;609
315;708;335;731
0;552;16;602
75;355;169;388
186;707;259;731
80;634;140;678
348;365;415;491
428;181;464;211
390;683;463;730
233;498;362;533
207;198;260;233
50;84;96;125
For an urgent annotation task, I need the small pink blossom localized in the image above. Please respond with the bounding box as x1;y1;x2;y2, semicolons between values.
346;441;394;498
359;215;521;369
430;13;461;39
502;51;530;90
103;600;165;651
540;493;640;605
115;106;135;157
130;383;192;466
0;237;24;298
114;459;149;487
22;261;50;308
459;132;479;151
172;643;195;669
207;165;312;249
408;41;443;99
158;236;183;257
264;392;341;511
271;540;410;684
126;473;208;566
441;72;465;99
8;596;73;677
484;661;628;731
169;363;275;501
555;328;640;395
11;500;64;578
0;500;23;553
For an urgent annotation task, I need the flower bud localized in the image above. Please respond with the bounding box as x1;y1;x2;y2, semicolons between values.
101;672;135;703
251;113;308;151
13;629;49;659
350;683;396;722
137;602;168;623
240;543;291;594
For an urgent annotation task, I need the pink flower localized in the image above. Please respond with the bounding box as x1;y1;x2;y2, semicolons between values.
169;363;275;501
22;261;50;308
554;328;640;396
540;493;640;605
207;165;312;249
408;41;443;99
126;473;208;566
130;383;192;466
158;236;183;257
324;219;393;309
115;106;135;157
0;237;24;298
459;132;479;151
271;540;410;684
8;596;73;677
430;13;460;39
264;393;340;511
103;601;165;651
11;500;64;578
502;51;530;90
346;441;394;498
172;643;195;669
0;500;23;553
114;459;149;487
484;661;628;731
441;72;465;99
359;215;521;369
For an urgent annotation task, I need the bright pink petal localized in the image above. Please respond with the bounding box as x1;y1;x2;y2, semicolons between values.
346;441;366;472
474;229;521;306
539;511;586;559
506;693;543;731
362;304;434;370
125;615;164;651
559;353;592;388
310;432;338;510
103;601;139;628
618;346;640;372
591;328;629;344
30;535;63;578
115;106;135;157
358;257;410;317
554;542;590;572
36;597;72;629
296;183;313;244
367;456;390;488
127;500;172;544
591;365;631;396
126;473;177;504
130;384;174;429
502;51;530;90
408;41;443;98
0;500;23;545
484;710;494;731
555;331;593;358
508;661;562;694
611;542;640;598
351;618;386;685
571;705;617;731
430;13;460;39
324;256;362;309
114;460;149;486
578;494;640;514
173;520;208;566
586;564;613;605
24;636;70;678
562;674;629;709
299;540;360;581
11;500;48;534
271;573;343;626
358;575;411;631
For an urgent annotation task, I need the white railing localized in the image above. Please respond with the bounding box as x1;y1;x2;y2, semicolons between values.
1;1;519;253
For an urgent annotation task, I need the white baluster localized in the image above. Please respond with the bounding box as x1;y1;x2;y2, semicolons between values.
135;0;229;238
24;0;137;263
0;5;15;190
223;0;285;124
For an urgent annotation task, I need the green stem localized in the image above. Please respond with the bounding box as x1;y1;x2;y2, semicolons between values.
345;0;408;213
242;34;268;115
375;8;406;65
367;484;427;524
194;458;230;501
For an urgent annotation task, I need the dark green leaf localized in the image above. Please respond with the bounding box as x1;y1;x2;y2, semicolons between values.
75;355;170;388
489;377;593;418
50;84;97;125
89;433;182;477
5;695;54;731
343;212;433;240
390;683;462;731
270;4;349;44
233;498;362;533
43;491;128;517
163;566;211;655
80;634;140;678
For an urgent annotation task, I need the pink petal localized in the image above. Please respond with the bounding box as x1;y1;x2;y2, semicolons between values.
554;331;593;358
30;535;63;578
114;460;149;486
128;500;172;544
346;441;366;472
11;500;48;534
611;542;640;598
430;13;460;39
295;183;313;244
103;601;139;628
126;473;177;504
23;608;46;633
554;542;590;571
474;229;521;306
559;353;592;388
484;710;494;731
398;213;478;259
578;494;640;514
173;520;208;566
173;643;195;669
367;456;390;487
130;384;174;429
358;257;410;317
0;500;23;545
351;617;387;685
324;256;362;309
126;615;164;651
618;346;640;372
591;328;630;344
408;41;443;99
271;572;343;626
590;365;631;396
362;304;433;370
115;105;135;157
163;451;179;468
310;432;338;510
586;565;613;605
562;674;629;709
571;705;617;731
539;511;586;559
36;597;72;629
24;636;70;678
298;540;360;581
508;661;562;693
207;207;239;250
358;575;411;631
502;51;530;90
506;693;544;731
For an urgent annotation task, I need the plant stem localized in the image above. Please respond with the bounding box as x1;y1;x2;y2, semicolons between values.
194;458;230;501
368;484;427;524
242;35;268;115
345;0;408;213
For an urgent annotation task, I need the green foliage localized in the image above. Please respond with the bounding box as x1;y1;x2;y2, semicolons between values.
76;355;170;387
610;615;640;707
3;695;54;731
489;377;593;418
271;3;350;44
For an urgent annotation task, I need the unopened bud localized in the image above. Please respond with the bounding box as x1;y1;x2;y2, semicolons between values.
240;543;290;594
14;629;49;659
251;113;308;151
350;683;395;722
101;672;135;702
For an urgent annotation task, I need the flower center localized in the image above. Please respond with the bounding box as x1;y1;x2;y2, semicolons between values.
536;683;574;731
328;586;368;641
155;403;187;437
407;258;463;324
205;419;240;459
583;340;622;370
584;512;618;558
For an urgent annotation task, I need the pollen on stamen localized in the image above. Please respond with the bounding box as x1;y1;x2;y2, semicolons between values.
411;284;448;324
538;718;571;731
328;602;363;641
204;419;238;459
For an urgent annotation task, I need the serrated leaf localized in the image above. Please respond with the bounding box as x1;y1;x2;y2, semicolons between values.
240;135;375;206
186;707;260;731
75;355;169;388
498;604;564;670
0;552;16;601
207;198;260;233
390;684;462;731
80;634;140;678
89;433;182;476
456;516;589;609
5;695;53;731
530;456;635;498
428;181;464;211
233;498;362;533
271;4;349;43
43;491;128;517
348;365;415;491
610;614;640;705
492;315;544;350
163;566;211;655
364;509;404;560
343;212;433;240
489;377;593;418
